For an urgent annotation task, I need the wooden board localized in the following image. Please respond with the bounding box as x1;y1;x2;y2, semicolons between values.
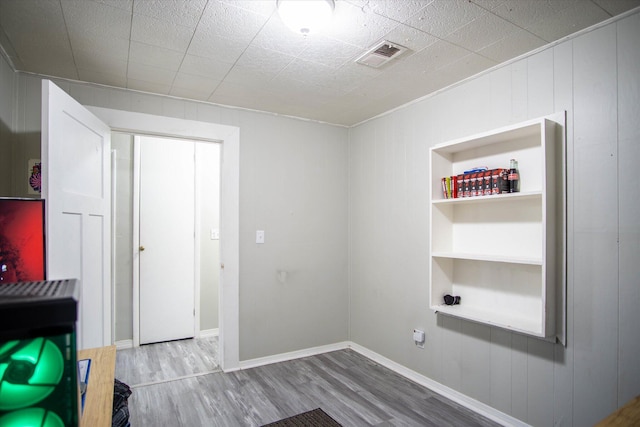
78;345;116;427
595;396;640;427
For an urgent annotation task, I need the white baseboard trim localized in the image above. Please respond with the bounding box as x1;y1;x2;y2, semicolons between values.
348;342;529;427
114;331;217;351
199;328;219;338
238;341;350;371
115;339;133;350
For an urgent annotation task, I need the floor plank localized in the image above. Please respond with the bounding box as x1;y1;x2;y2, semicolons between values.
115;336;219;386
117;339;499;426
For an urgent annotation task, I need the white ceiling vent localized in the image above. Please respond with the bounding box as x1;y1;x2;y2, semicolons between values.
356;40;408;68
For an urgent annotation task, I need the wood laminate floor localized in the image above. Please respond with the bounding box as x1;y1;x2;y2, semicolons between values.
116;339;499;427
115;336;220;386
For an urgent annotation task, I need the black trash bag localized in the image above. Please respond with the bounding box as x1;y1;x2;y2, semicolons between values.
112;378;132;427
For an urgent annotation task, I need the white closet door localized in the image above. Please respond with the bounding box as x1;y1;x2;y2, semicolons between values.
138;136;195;344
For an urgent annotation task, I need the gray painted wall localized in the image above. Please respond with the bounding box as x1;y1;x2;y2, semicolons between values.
6;72;350;361
348;12;640;427
198;141;221;332
0;53;14;195
0;52;39;198
112;132;134;341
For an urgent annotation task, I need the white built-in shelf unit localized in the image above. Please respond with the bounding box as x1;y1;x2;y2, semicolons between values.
429;113;566;342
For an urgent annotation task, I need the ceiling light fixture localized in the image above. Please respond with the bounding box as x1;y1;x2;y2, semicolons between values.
276;0;335;36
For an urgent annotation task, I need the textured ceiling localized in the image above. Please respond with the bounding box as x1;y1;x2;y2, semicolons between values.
1;0;638;126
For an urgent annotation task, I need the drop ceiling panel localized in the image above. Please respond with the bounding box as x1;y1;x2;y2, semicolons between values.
277;58;337;87
131;13;194;51
61;0;132;39
132;0;208;28
405;40;472;74
127;62;176;85
222;65;278;89
441;52;500;84
93;0;133;12
251;16;310;57
218;0;276;17
477;28;547;63
74;49;128;76
382;25;439;53
405;0;487;39
1;0;638;126
0;0;69;54
327;1;400;48
445;11;521;52
365;0;430;22
269;74;347;99
172;72;220;92
306;62;380;91
489;0;582;40
297;36;363;69
187;31;247;62
71;34;131;65
198;1;270;44
594;0;640;14
209;80;277;108
129;41;185;71
235;45;296;74
178;54;234;80
127;78;171;94
168;85;212;101
78;68;128;87
20;50;78;80
523;1;612;41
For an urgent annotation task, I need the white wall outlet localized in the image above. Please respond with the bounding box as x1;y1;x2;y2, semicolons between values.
210;228;220;240
256;230;265;244
413;329;425;348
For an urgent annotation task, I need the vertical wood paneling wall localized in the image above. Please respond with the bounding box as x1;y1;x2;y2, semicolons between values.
348;12;640;426
617;13;640;405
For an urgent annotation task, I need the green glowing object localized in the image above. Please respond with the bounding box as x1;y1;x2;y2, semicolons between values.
0;339;64;410
0;407;65;427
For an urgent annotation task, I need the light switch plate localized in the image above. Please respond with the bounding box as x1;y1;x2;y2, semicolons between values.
256;230;265;244
210;229;220;240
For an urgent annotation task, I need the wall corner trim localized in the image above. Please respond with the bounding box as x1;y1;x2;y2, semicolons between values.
236;342;351;372
199;328;220;338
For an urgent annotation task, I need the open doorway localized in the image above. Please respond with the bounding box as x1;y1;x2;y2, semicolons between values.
87;105;240;372
111;133;221;350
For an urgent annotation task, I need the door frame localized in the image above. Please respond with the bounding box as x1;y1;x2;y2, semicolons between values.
88;106;240;372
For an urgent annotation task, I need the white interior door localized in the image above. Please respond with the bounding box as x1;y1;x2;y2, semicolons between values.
138;136;196;344
41;80;111;350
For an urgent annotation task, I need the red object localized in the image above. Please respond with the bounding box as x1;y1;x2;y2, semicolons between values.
483;170;492;195
463;174;471;197
451;175;458;198
0;198;46;282
456;174;464;198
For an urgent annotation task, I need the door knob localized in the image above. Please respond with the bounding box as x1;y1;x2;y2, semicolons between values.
140;246;145;251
